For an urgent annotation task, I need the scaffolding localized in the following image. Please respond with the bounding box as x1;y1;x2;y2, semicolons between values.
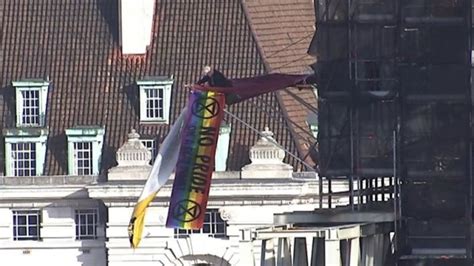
310;0;473;264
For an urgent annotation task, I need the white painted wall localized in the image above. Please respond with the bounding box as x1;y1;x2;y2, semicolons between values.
0;203;106;266
104;203;316;266
0;172;338;265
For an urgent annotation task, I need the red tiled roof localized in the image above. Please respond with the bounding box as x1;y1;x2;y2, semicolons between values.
243;0;318;168
0;0;302;175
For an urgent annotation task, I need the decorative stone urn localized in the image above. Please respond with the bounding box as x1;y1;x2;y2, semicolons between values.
241;127;293;178
107;129;152;180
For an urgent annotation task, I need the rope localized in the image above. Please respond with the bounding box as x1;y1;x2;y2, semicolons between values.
223;109;316;170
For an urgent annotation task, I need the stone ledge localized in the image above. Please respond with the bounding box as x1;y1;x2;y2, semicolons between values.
0;175;99;186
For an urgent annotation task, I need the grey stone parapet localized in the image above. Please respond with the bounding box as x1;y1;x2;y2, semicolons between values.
0;175;99;186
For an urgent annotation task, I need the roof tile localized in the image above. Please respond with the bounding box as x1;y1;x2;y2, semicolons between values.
244;0;318;168
0;0;301;175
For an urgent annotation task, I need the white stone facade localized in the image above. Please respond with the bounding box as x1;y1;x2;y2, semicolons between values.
0;129;348;265
87;173;320;265
0;184;107;266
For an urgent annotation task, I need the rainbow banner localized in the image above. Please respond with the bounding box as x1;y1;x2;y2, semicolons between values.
166;90;225;229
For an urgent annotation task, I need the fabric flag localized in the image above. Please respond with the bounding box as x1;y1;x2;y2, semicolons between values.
129;72;310;247
128;108;186;248
191;73;309;105
166;90;225;229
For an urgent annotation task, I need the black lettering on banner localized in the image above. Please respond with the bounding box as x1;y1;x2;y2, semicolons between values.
191;186;206;194
193;163;209;172
200;126;217;136
196;155;211;163
192;176;207;186
198;136;214;146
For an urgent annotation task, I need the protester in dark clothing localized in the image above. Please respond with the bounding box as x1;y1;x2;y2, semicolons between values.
197;65;233;87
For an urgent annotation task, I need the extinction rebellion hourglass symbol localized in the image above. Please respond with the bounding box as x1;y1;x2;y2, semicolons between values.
172;199;202;222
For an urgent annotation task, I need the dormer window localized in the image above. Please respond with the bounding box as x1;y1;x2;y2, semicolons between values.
12;80;49;127
137;77;173;123
66;126;105;175
73;142;93;175
140;138;157;160
3;128;48;176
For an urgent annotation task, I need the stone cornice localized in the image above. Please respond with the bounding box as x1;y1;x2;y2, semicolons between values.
86;179;320;198
0;175;99;186
0;174;352;208
0;186;89;201
85;178;350;207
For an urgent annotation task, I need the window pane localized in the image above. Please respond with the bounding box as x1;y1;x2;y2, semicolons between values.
145;88;164;119
13;211;40;241
17;216;26;225
18;227;26;236
21;89;40;126
217;223;225;234
29;227;37;236
75;209;98;239
80;225;87;235
12;142;36;176
74;142;93;175
28;215;37;224
141;139;157;160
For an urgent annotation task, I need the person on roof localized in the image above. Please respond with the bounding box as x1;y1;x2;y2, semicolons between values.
196;65;233;87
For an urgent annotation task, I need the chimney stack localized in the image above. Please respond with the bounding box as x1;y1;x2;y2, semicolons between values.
118;0;155;55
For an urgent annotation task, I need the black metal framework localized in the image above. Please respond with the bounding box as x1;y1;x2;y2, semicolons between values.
312;0;473;263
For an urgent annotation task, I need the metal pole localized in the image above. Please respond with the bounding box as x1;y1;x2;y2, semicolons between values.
466;0;473;260
328;177;332;208
349;175;354;210
468;139;473;260
319;174;324;209
393;130;398;252
395;0;403;261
